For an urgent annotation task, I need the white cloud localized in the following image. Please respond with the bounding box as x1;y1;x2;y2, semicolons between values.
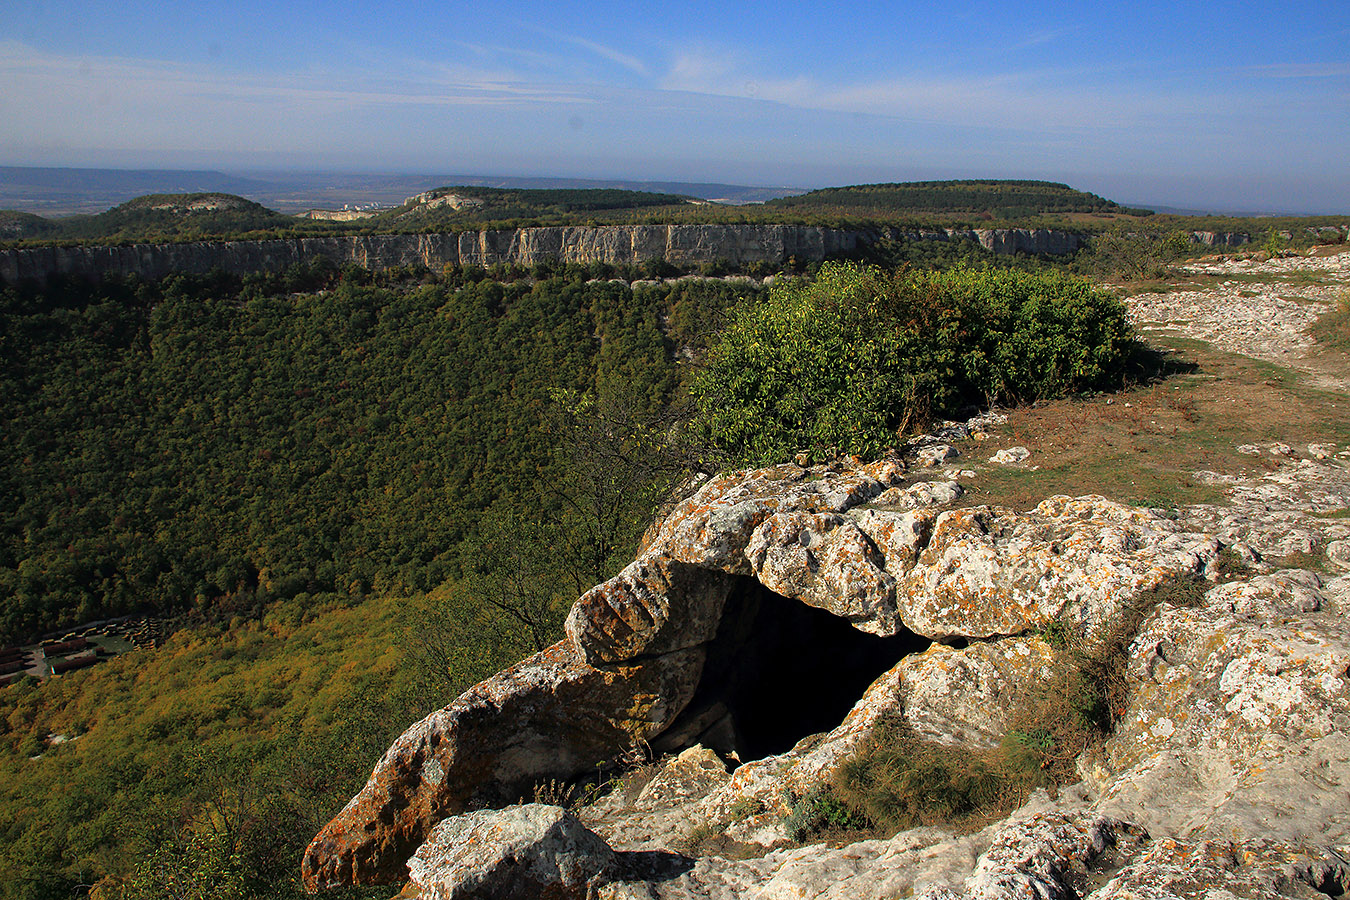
660;48;1186;134
0;39;599;126
558;34;649;77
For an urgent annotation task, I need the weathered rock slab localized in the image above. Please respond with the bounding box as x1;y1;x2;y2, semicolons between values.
1087;838;1347;900
1088;573;1350;845
567;557;733;666
407;804;615;900
643;461;892;573
744;511;899;634
302;640;705;888
896;497;1217;641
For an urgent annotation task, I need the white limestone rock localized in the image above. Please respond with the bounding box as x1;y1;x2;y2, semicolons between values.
917;443;960;467
988;446;1030;464
893;497;1217;641
874;480;965;509
1088;579;1350;846
744;510;900;634
407;804;616;900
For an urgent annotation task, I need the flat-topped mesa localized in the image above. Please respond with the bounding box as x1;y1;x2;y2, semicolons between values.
301;456;1222;890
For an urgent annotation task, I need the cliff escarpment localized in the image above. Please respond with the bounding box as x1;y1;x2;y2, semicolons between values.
0;225;1089;285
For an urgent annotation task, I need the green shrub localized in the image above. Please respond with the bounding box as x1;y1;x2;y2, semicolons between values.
1085;230;1192;280
1310;288;1350;352
691;262;1132;465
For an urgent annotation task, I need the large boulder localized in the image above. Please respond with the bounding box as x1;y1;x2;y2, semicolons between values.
301;640;704;889
744;511;899;634
566;557;732;666
406;804;615;900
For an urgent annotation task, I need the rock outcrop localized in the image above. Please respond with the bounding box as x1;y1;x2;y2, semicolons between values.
0;225;1089;286
301;640;706;887
299;440;1350;898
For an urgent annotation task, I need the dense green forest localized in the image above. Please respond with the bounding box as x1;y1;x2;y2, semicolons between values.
0;260;746;646
764;180;1152;218
0;259;752;897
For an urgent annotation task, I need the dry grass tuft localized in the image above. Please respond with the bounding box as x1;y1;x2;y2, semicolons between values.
812;575;1210;841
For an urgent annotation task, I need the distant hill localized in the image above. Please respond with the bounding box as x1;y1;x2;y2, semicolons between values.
0;166;803;216
33;193;293;243
767;180;1153;219
378;185;698;227
0;167;270;216
409;175;800;206
0;210;57;240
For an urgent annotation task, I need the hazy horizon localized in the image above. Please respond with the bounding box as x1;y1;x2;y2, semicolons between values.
3;0;1347;215
3;163;1338;219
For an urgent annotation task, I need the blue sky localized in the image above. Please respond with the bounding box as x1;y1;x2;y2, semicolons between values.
2;0;1347;213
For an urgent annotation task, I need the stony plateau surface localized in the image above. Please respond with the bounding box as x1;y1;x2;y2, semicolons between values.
1126;249;1350;390
303;437;1350;898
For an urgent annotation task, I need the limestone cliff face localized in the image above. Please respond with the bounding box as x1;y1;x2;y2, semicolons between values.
0;224;1096;286
0;226;858;285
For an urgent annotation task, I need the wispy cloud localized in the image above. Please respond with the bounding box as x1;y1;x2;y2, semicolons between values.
1247;62;1350;79
558;34;649;77
659;47;1202;134
660;48;811;105
1007;26;1079;51
0;40;595;112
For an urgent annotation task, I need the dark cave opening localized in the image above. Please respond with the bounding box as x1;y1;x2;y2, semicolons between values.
655;576;930;763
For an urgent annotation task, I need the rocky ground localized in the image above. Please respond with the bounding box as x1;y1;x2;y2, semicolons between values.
1126;249;1350;391
311;249;1350;899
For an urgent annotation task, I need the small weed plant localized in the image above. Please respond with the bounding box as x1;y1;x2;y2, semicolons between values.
783;786;873;841
1216;547;1254;579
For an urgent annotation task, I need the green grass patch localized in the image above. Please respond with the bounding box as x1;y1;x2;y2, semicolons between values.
1272;549;1332;573
1216;547;1254;579
945;328;1350;513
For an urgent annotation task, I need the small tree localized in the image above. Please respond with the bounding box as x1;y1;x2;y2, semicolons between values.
1085;230;1191;281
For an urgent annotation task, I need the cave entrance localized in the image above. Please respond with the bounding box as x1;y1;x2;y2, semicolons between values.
655;576;930;763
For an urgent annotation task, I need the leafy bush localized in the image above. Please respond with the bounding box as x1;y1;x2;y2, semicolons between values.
1084;230;1192;280
691;262;1132;465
